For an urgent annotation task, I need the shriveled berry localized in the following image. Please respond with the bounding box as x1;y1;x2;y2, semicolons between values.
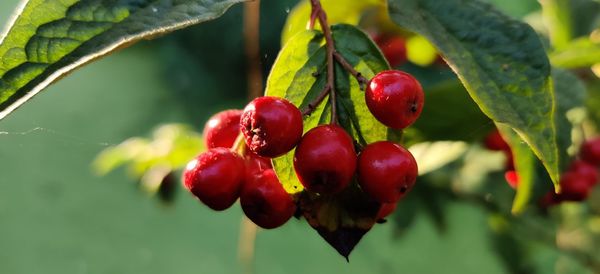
580;138;600;165
241;97;303;158
294;124;357;194
377;36;407;67
504;170;519;189
241;169;296;229
203;109;242;149
183;148;245;211
358;141;418;203
366;70;424;129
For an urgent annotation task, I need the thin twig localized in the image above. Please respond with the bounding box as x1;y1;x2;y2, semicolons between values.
310;0;338;124
238;217;258;274
239;1;261;274
244;0;263;100
333;51;369;90
301;85;331;116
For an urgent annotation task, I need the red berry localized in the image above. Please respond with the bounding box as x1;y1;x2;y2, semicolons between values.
569;160;598;187
245;151;272;178
293;124;357;194
504;170;519;189
484;130;509;151
203;109;242;149
539;191;562;208
580;138;600;165
240;169;296;229
365;70;424;129
559;171;592;201
376;202;398;220
377;36;407;67
183;148;245;211
358;141;418;203
241;96;303;158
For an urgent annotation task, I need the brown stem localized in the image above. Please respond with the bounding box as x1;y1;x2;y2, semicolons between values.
333;52;369;90
301;85;331;116
310;0;338;124
239;2;261;274
244;0;263;100
238;217;258;274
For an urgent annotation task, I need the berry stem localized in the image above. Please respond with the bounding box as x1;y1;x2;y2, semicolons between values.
301;84;331;116
333;52;369;90
310;0;338;124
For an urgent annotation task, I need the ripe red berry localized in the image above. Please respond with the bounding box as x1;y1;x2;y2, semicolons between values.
484;130;509;151
504;170;519;189
580;138;600;165
358;141;418;203
241;96;303;158
559;171;593;201
203;109;242;149
365;70;424;129
183;148;245;211
240;169;296;229
294;124;357;194
377;36;407;68
376;202;398;220
569;160;598;187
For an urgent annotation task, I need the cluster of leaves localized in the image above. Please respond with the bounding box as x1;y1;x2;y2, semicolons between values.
1;0;600;269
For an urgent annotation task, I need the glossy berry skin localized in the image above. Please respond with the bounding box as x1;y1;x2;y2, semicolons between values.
203;109;242;149
294;125;357;194
245;151;272;178
376;202;398;220
358;141;418;203
569;160;598;187
377;36;407;68
240;169;296;229
580;138;600;165
241;96;303;158
366;70;424;129
559;171;593;201
183;148;245;211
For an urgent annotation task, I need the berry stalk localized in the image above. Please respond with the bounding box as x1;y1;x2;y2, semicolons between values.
309;0;338;124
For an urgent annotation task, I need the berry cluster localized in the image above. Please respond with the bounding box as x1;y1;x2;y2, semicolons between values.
484;131;600;206
541;138;600;206
182;70;424;229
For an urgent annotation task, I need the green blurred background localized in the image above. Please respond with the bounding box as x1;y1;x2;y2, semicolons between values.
0;1;559;273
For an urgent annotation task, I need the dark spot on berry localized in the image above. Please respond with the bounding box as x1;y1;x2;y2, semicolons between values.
410;102;418;113
399;185;408;193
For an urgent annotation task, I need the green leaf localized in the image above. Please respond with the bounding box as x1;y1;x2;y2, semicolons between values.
0;0;244;120
500;69;586;214
281;0;382;45
266;24;390;194
550;37;600;68
411;79;493;142
93;124;204;177
388;0;560;186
